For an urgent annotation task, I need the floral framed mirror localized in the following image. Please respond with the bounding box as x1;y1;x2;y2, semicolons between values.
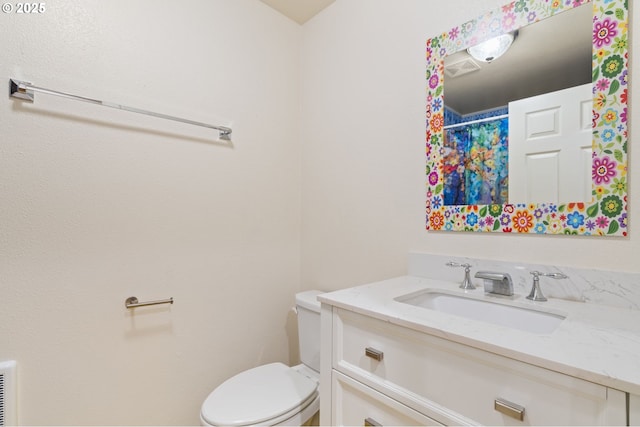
426;0;628;235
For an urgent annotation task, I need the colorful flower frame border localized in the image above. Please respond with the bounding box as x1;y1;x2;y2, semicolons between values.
426;0;629;236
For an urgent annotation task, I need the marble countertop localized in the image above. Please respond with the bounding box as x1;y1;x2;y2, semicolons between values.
318;276;640;395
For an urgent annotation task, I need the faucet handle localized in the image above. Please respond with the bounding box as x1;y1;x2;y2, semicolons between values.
446;261;476;290
532;271;569;280
526;271;569;302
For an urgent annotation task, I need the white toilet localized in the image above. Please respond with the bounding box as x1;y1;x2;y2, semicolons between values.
200;290;323;426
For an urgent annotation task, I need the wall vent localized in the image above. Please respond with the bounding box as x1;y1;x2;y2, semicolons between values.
0;361;16;426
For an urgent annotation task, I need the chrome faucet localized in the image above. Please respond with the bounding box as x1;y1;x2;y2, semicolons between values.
527;271;569;302
474;271;514;296
446;261;475;290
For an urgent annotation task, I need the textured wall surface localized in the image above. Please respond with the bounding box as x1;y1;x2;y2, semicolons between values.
1;0;302;424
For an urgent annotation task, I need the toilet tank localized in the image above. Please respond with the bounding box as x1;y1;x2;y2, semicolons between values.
295;290;323;373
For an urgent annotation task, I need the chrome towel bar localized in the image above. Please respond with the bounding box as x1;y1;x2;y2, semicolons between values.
9;79;232;141
125;296;174;309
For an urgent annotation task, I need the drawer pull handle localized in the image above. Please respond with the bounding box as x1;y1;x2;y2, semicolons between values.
364;417;382;426
365;347;384;361
495;398;525;421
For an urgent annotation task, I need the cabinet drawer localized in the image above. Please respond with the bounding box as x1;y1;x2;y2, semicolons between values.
334;308;625;426
332;370;443;426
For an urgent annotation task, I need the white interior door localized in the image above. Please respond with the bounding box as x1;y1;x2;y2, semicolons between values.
508;83;593;204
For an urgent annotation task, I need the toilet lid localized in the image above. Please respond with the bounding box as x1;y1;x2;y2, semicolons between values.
201;362;318;426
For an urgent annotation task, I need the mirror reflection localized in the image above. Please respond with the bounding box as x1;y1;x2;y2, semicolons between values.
443;4;592;205
426;0;629;236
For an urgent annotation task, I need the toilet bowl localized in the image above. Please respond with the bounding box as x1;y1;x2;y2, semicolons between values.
200;290;323;426
200;363;319;426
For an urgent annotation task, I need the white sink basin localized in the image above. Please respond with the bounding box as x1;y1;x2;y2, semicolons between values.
396;291;565;334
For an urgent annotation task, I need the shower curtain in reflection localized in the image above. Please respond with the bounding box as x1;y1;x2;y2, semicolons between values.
443;118;509;205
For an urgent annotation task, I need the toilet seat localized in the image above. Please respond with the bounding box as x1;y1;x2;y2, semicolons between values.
200;362;319;426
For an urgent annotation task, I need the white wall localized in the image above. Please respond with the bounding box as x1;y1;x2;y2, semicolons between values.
300;0;640;292
0;0;302;424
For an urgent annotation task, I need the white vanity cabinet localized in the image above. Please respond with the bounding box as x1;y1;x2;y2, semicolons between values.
631;394;640;425
320;305;627;426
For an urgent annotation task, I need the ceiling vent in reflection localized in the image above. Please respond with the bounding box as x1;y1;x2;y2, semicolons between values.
444;57;481;78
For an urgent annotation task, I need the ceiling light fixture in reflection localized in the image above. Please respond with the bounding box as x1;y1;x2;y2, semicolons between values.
467;32;517;63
